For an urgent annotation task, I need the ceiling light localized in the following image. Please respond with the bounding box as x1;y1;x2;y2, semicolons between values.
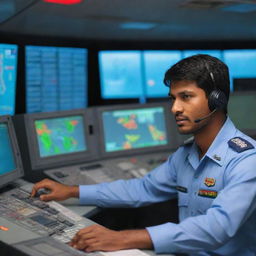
43;0;82;5
120;22;157;30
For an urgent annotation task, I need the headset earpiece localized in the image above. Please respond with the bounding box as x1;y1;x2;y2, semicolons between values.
204;61;228;112
208;89;228;112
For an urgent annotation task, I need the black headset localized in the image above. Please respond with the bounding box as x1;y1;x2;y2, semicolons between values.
205;62;228;112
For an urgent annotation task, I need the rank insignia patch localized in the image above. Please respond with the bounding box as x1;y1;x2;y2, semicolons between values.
228;137;254;153
198;189;218;199
204;177;216;187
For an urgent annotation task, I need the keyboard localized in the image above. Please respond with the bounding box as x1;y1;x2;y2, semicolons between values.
0;187;90;243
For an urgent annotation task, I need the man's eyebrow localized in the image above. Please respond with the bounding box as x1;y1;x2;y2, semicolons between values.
169;90;194;97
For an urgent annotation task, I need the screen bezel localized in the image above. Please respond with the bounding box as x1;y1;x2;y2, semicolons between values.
25;109;98;171
95;102;182;159
0;115;24;188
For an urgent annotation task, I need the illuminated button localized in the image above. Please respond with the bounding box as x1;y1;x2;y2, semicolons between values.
0;226;9;231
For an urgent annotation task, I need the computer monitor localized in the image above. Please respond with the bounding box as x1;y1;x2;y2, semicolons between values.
223;49;256;92
0;116;23;189
98;50;144;99
25;46;88;113
228;92;256;138
0;43;18;115
95;102;182;158
143;50;181;98
13;109;98;177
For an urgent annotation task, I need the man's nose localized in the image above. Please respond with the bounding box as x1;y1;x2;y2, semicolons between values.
171;99;183;115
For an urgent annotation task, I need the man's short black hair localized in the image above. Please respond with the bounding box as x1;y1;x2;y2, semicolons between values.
164;54;230;105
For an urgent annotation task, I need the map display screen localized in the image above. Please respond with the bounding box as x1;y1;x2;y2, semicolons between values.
34;115;87;158
0;123;16;175
0;44;18;115
102;107;168;152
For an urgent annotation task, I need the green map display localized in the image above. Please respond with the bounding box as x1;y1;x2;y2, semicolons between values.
102;107;168;152
35;115;86;157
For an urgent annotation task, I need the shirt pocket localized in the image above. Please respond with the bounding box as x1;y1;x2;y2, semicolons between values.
197;190;218;214
178;192;189;221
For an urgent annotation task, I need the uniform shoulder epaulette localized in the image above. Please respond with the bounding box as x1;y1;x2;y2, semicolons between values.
228;137;254;153
182;136;194;146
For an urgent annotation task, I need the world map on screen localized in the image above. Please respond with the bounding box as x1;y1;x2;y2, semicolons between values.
35;116;86;157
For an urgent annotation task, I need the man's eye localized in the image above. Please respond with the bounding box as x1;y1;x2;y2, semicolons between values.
182;94;191;99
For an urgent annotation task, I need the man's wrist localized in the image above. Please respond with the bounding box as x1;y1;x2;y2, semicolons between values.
119;229;153;250
70;185;79;198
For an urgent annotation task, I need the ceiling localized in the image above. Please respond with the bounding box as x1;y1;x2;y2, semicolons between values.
0;0;256;42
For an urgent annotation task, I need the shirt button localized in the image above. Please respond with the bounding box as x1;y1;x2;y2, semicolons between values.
194;191;197;195
194;174;199;178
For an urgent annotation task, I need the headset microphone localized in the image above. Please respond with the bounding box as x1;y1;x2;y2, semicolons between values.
194;109;217;123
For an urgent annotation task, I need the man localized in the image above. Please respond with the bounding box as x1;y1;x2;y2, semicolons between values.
31;54;256;255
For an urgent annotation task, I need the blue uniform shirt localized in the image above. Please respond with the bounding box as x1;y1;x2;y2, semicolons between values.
79;117;256;255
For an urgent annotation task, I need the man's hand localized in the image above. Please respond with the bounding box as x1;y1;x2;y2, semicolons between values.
31;178;79;201
70;224;153;252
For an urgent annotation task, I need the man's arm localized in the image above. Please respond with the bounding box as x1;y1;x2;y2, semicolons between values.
79;155;178;208
146;153;256;254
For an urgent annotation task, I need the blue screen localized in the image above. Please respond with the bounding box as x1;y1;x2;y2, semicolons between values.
0;123;16;175
143;51;181;97
26;46;88;113
99;51;144;99
0;44;18;115
223;50;256;91
102;107;168;152
34;115;87;158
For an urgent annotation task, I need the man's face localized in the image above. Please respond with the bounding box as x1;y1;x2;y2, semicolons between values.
169;80;211;135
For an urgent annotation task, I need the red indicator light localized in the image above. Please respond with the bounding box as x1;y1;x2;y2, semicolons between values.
43;0;82;5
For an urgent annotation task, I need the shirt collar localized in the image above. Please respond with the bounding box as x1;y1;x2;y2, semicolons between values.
205;117;237;166
188;117;237;167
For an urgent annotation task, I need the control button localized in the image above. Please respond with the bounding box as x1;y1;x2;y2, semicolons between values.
54;171;68;178
130;158;137;164
148;159;155;165
138;168;148;176
117;162;134;170
64;221;74;227
130;170;141;178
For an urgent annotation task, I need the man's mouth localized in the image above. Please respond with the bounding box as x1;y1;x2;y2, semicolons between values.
175;116;189;125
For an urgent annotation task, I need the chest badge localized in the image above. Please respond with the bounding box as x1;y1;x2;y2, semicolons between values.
204;177;216;187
